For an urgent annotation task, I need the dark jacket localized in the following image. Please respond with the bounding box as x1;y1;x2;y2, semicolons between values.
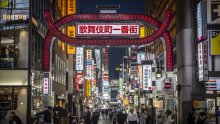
84;111;91;124
9;115;22;124
117;112;125;124
36;110;52;123
91;112;99;124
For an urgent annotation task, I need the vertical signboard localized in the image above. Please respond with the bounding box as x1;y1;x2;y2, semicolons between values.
137;52;146;64
207;0;220;24
86;80;91;97
203;41;208;81
197;0;207;42
142;64;152;91
210;31;220;55
134;95;138;106
198;41;208;81
76;47;84;71
137;65;143;89
43;78;49;94
67;0;76;15
67;26;76;54
75;72;84;92
86;49;92;79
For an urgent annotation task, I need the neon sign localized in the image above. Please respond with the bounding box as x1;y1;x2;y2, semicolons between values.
77;23;139;37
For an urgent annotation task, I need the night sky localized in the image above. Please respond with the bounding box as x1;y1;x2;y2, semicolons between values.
109;47;126;80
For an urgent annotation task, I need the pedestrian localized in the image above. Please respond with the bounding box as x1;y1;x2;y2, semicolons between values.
109;110;113;122
156;110;163;124
105;109;109;119
9;112;22;124
196;112;210;124
53;108;61;124
140;109;146;124
187;108;196;124
36;106;53;124
164;110;175;124
101;109;105;119
91;110;99;124
126;109;139;124
117;110;125;124
84;107;91;124
112;113;117;124
145;110;151;124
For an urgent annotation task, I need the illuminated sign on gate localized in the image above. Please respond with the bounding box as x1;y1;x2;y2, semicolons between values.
76;23;140;37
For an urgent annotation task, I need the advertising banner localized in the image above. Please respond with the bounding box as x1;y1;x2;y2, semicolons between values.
75;72;84;92
76;47;84;71
76;23;140;37
142;64;152;91
164;78;172;90
210;31;220;55
129;95;134;104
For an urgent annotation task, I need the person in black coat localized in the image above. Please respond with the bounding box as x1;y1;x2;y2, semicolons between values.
9;112;22;124
91;110;99;124
84;107;91;124
36;106;53;124
117;111;125;124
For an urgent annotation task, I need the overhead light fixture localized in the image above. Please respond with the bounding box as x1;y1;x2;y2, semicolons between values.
155;70;162;78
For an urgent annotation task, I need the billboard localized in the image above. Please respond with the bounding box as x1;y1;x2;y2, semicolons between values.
76;23;140;37
142;64;152;90
76;47;84;71
210;31;220;55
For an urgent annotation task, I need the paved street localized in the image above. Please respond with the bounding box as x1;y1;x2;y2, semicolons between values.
98;114;111;124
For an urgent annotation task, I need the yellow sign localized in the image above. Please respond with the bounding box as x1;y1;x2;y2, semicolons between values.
86;80;91;97
68;0;76;15
211;31;220;55
0;0;9;8
67;26;76;54
124;97;128;106
194;101;201;109
140;26;145;38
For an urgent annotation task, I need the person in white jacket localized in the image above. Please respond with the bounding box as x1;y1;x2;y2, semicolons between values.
127;109;139;124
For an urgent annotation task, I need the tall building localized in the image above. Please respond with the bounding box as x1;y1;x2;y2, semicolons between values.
0;1;30;123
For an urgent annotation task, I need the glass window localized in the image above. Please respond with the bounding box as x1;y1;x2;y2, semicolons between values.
0;1;29;69
0;87;27;123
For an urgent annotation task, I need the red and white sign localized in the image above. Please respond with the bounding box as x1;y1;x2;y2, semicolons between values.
43;78;49;94
164;78;172;90
76;23;140;37
198;41;208;81
76;47;84;71
75;72;84;92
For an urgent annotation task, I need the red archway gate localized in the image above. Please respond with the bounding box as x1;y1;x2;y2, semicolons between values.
43;10;173;72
